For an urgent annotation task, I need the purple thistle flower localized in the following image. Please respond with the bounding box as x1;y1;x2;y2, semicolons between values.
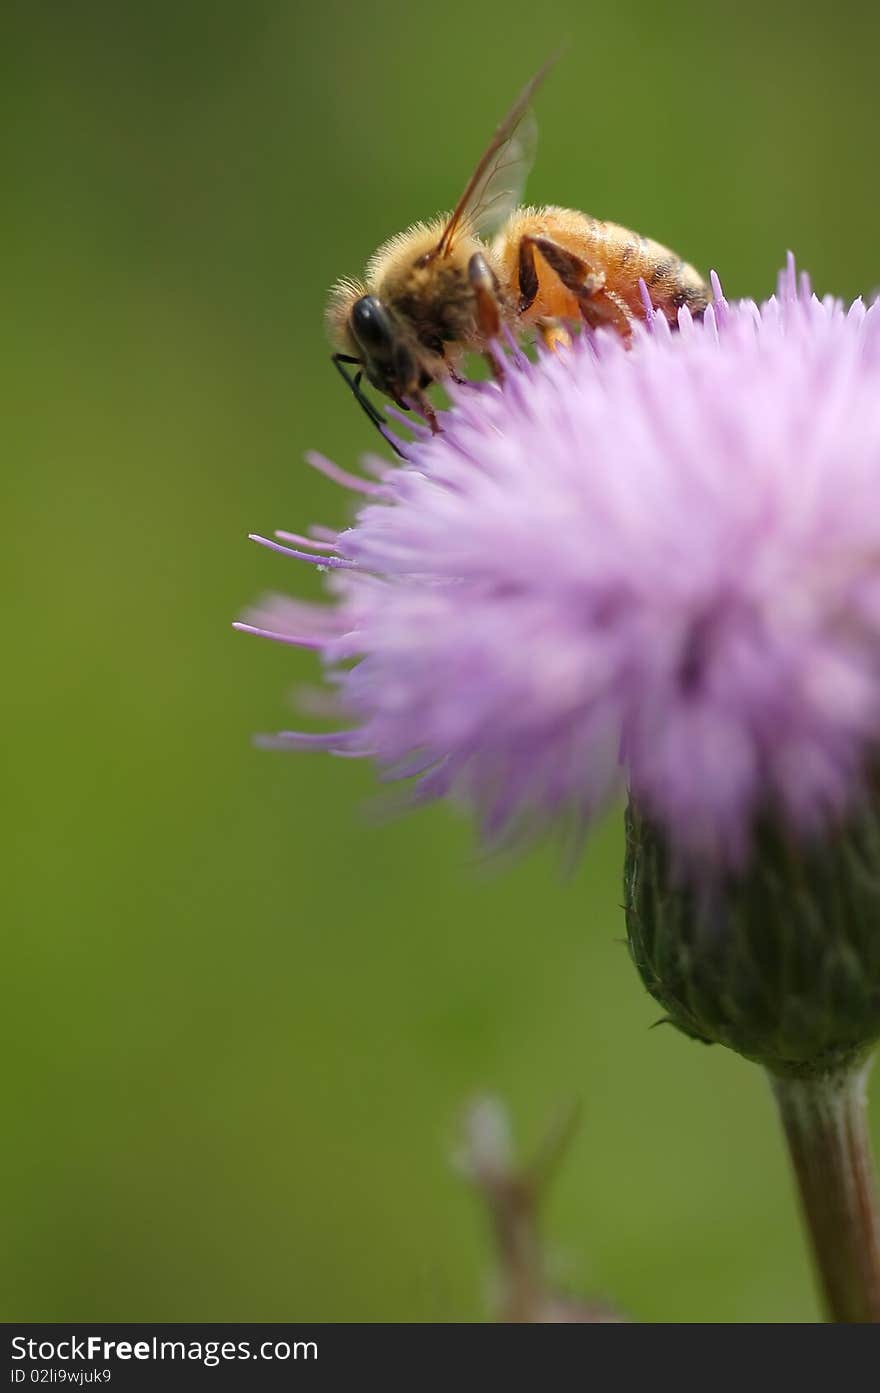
237;257;880;867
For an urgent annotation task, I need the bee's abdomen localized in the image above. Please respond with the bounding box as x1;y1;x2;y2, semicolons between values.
497;208;710;325
586;219;710;319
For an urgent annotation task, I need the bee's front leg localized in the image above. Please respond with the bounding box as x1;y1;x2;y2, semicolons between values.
408;391;440;434
445;359;468;386
468;251;507;383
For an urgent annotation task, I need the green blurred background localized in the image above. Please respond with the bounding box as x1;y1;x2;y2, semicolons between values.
5;0;880;1322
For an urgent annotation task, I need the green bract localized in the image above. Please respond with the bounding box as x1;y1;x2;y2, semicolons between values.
624;799;880;1077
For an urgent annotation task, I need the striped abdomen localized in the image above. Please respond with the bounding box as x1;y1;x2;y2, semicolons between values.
495;205;710;325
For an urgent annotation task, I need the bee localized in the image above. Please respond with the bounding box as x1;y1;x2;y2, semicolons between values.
327;59;709;440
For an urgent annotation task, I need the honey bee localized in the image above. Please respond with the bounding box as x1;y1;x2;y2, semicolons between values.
327;60;709;440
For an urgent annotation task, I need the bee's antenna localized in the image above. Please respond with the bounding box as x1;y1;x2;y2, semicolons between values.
331;354;406;459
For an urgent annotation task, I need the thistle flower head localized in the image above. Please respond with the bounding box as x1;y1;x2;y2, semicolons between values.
239;257;880;875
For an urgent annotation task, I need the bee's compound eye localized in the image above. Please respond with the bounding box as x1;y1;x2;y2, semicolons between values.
350;296;395;358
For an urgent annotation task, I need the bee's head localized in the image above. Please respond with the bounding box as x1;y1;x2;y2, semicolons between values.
348;295;420;407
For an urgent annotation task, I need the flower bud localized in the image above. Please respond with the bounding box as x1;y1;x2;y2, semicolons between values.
624;798;880;1077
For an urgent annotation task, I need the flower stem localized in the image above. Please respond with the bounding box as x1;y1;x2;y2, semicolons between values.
770;1057;880;1322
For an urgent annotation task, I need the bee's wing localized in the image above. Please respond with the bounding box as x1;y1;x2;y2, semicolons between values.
435;59;554;256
